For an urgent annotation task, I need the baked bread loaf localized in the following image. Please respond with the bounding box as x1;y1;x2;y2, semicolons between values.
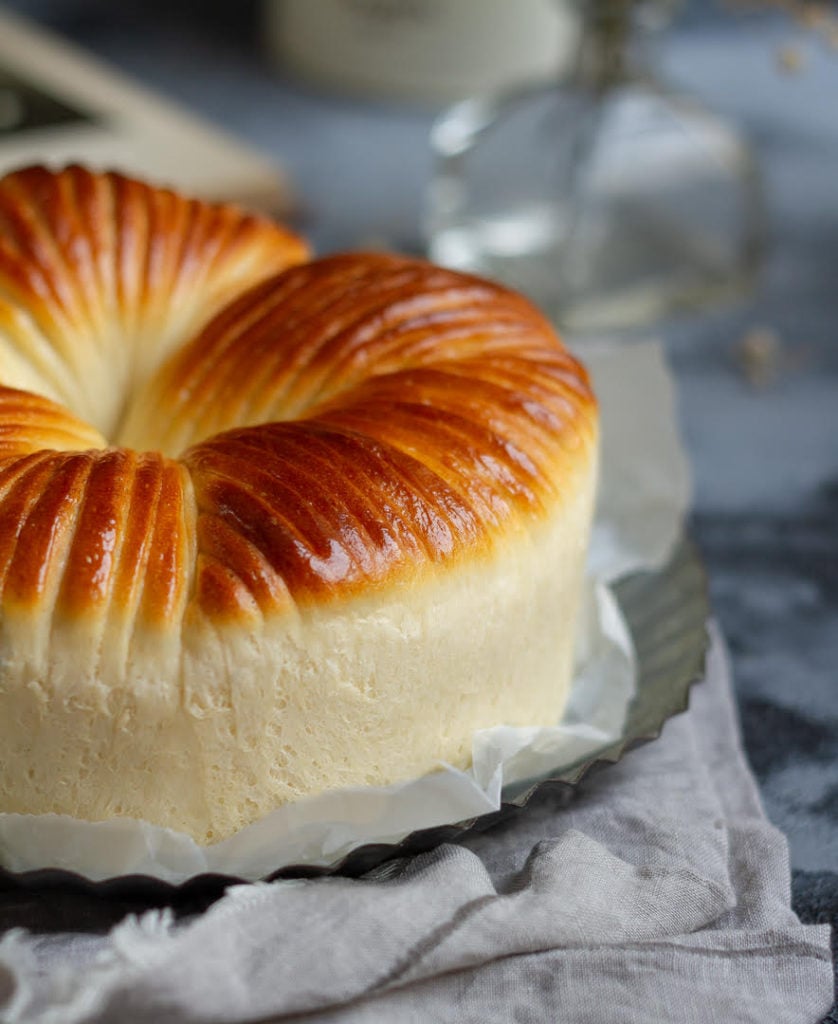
0;165;598;843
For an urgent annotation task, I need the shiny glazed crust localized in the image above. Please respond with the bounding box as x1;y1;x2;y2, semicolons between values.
0;166;598;842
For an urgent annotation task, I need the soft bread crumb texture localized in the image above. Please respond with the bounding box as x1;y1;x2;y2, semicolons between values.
0;166;598;842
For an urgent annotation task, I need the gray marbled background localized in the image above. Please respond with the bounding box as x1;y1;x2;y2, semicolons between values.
1;0;836;1017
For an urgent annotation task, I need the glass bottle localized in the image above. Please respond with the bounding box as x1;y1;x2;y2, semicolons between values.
426;0;763;333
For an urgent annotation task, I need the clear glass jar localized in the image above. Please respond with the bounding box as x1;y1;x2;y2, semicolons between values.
426;0;763;333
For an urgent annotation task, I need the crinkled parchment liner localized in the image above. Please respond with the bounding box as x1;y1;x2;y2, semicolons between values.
0;342;706;894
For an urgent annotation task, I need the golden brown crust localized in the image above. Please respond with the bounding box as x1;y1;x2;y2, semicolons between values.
0;167;596;627
0;441;193;630
0;387;105;457
174;255;596;613
0;165;309;434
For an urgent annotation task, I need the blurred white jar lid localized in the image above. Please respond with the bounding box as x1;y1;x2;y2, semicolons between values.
264;0;582;104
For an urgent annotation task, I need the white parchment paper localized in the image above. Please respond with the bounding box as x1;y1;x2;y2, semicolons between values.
0;340;691;884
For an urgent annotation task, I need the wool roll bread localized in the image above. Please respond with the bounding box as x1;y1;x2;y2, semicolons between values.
0;165;598;843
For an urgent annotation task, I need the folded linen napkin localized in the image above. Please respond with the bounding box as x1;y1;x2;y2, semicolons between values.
0;624;832;1023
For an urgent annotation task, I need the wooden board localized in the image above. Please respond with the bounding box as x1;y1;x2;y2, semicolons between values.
0;8;294;214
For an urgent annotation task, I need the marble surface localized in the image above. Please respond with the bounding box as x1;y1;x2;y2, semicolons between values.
2;0;837;1016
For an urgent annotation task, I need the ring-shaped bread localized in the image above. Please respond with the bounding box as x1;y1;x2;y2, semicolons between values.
0;166;597;842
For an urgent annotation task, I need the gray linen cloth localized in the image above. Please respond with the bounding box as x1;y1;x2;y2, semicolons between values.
0;626;833;1023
